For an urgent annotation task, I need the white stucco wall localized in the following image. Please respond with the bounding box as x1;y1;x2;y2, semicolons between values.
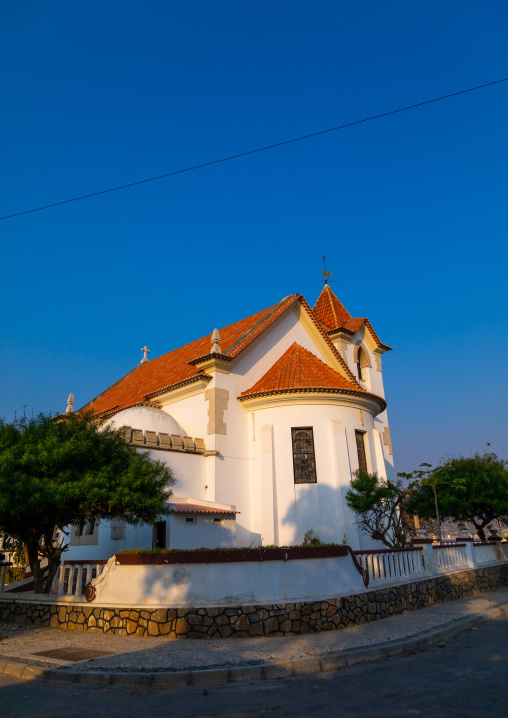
156;307;393;551
91;553;367;607
336;331;395;484
245;402;385;550
65;521;154;562
169;514;236;550
64;510;237;562
196;307;386;548
146;449;208;502
158;393;208;446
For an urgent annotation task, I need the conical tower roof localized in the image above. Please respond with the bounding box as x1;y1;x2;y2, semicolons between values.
312;284;352;332
312;285;392;351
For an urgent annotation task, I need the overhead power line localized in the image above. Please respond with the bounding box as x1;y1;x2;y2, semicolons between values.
2;76;507;221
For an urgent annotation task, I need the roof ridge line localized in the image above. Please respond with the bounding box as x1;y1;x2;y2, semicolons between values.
326;285;340;328
78;363;143;413
222;295;297;356
297;295;361;387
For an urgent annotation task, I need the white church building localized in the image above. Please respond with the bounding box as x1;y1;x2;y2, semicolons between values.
65;284;394;561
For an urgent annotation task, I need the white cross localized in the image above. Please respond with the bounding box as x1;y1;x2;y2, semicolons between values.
140;346;150;363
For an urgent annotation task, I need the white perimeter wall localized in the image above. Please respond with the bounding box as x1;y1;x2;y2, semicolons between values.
91;553;366;607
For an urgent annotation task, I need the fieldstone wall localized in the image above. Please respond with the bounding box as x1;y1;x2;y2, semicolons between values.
1;564;507;638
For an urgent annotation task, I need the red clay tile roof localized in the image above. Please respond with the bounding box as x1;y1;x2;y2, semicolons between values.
343;317;365;334
171;504;239;514
312;285;352;330
312;286;392;351
297;295;359;386
81;296;300;416
239;342;362;399
81;289;382;417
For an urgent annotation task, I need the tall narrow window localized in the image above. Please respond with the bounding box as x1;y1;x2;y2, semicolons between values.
355;431;368;473
291;427;317;484
356;347;363;381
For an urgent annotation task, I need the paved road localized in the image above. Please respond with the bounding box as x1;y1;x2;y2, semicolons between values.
0;617;506;718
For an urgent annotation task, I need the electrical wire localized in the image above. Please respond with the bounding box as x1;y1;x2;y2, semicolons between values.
1;76;507;221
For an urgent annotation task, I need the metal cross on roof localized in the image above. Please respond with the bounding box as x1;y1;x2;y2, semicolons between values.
320;256;334;284
140;346;150;363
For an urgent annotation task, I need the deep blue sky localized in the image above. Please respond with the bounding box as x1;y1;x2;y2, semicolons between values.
1;2;507;472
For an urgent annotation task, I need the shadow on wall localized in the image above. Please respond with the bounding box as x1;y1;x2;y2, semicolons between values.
280;482;382;551
280;482;359;548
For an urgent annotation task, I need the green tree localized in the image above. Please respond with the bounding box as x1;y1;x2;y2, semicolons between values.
346;470;411;548
405;454;508;543
398;463;451;544
0;412;174;593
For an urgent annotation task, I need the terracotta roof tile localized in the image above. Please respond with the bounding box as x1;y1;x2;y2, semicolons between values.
312;286;391;351
81;290;376;417
343;317;365;334
297;294;360;386
239;342;361;399
312;285;352;330
81;296;299;416
171;504;239;514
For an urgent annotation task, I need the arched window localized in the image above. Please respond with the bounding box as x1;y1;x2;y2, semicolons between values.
352;343;372;382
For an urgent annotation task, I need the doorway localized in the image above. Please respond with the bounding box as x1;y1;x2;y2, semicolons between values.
153;521;167;549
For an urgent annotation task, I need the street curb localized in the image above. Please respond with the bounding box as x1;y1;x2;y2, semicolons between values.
3;601;508;688
0;661;45;681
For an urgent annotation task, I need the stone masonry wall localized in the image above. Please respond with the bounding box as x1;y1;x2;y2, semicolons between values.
1;565;507;639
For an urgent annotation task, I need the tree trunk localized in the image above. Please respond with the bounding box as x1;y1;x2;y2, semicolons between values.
25;535;44;593
23;533;63;594
40;529;63;593
42;557;61;594
473;520;488;543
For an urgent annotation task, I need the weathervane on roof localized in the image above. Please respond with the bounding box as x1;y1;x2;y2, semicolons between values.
320;256;334;285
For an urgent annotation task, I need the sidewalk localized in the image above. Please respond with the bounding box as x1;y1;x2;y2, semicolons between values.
1;587;507;686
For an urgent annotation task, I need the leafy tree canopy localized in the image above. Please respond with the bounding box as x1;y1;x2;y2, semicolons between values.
405;454;508;542
0;412;175;592
346;470;411;548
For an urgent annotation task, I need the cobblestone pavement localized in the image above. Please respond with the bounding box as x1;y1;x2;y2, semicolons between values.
0;587;507;673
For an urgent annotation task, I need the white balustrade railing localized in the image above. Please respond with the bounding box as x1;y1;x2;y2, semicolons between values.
47;543;508;600
53;561;107;597
355;548;426;586
474;543;499;565
433;544;469;571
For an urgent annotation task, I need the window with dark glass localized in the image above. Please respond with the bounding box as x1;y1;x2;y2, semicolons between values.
356;347;363;381
291;427;317;484
355;431;368;473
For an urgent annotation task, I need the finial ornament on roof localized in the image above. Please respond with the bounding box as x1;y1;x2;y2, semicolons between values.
140;346;150;364
320;255;334;285
66;393;75;414
210;328;221;354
